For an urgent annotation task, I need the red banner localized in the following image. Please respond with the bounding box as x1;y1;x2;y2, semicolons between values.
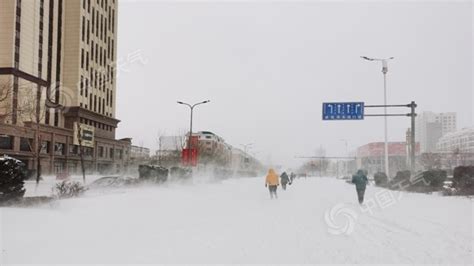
190;136;199;148
182;148;198;166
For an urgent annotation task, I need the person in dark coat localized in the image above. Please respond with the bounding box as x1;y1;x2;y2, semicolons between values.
352;169;369;204
280;172;290;190
290;172;296;183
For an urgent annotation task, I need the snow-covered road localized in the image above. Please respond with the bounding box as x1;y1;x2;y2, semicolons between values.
1;177;473;265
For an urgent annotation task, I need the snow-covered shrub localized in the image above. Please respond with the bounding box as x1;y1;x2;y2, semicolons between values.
390;170;411;186
138;165;169;183
453;166;474;188
0;156;27;202
169;166;192;179
54;180;87;198
374;172;388;186
422;170;447;188
450;166;474;195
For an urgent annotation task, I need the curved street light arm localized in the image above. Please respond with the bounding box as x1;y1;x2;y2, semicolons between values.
192;100;210;108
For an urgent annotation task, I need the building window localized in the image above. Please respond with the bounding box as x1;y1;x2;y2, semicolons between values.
40;141;50;154
82;16;85;41
112;10;115;33
18;137;33;152
20;138;33;152
54;142;65;156
98;146;104;157
100;14;103;40
86;51;89;70
92;8;95;33
91;40;94;61
81;49;85;68
85;78;89;95
83;147;94;158
80;75;84;96
0;135;14;150
69;144;78;155
109;148;114;159
96;10;99;36
87;20;90;43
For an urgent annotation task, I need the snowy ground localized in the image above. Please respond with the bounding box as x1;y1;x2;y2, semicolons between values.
1;176;473;265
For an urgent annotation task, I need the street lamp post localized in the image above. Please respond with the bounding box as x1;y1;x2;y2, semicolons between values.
361;56;394;178
177;100;210;166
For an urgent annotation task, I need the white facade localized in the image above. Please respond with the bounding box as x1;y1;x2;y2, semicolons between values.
437;128;474;153
131;145;150;159
159;136;184;151
416;111;457;153
194;131;226;153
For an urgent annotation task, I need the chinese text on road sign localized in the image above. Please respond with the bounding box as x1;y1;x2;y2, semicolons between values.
323;102;365;120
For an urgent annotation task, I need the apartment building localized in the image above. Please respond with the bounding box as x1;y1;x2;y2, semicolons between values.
0;0;130;175
416;111;457;153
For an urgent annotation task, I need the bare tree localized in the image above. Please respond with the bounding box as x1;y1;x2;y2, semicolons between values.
420;153;442;170
298;159;330;176
0;81;13;122
154;130;188;167
75;124;87;184
18;86;47;187
155;129;167;166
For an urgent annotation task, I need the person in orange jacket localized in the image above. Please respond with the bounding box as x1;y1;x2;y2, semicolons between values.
265;168;280;199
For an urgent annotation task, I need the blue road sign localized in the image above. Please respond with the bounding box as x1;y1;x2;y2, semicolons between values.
322;102;365;120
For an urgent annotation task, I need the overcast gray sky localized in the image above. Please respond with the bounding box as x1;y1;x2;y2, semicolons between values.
116;0;473;168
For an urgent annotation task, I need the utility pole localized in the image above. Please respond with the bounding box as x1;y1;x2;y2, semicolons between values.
410;101;417;173
364;101;417;175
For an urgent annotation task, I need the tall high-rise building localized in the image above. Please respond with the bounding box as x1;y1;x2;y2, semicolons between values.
0;0;130;174
416;111;457;153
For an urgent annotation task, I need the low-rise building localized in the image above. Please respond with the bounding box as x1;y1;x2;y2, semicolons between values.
130;145;150;160
437;128;474;154
356;142;420;176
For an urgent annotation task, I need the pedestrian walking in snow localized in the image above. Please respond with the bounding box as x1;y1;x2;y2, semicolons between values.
280;171;290;190
265;168;280;199
290;172;296;183
352;169;369;204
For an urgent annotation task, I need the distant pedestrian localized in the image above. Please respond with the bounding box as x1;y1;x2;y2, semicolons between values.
280;172;290;190
290;172;296;183
352;169;369;204
265;169;280;199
